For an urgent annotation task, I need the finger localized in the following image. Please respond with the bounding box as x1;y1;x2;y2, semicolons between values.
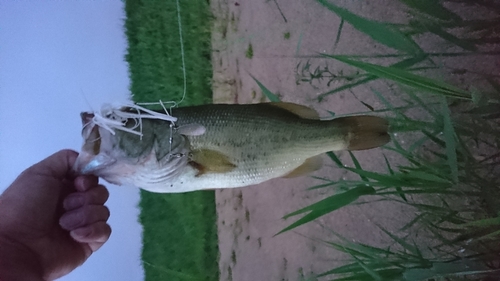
74;175;99;192
70;222;112;252
63;185;109;211
59;205;110;231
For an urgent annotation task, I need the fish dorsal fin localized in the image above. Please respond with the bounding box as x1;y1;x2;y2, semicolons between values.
282;155;323;178
177;123;206;136
270;102;319;119
189;149;236;176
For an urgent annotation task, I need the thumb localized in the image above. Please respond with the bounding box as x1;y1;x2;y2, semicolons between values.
2;150;79;207
27;149;79;179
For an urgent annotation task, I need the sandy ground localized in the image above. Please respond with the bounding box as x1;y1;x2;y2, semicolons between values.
209;1;498;280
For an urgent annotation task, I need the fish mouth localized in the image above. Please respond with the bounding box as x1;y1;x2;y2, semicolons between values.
73;119;116;175
81;112;95;126
73;153;116;175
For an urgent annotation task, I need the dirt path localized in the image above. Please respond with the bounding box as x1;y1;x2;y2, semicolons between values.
209;1;495;280
210;1;413;280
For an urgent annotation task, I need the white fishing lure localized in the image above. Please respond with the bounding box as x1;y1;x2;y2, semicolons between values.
88;102;178;139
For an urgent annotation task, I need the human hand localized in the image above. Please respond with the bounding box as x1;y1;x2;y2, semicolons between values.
0;150;111;281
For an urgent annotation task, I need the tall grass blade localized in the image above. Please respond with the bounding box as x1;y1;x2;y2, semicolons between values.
343;165;451;186
404;89;441;119
251;75;281;102
466;103;500;115
332;18;344;52
391;54;429;68
318;76;377;101
326;55;471;99
400;0;462;22
325;232;400;259
320;263;405;278
327;151;344;167
319;263;367;276
352;256;383;281
376;224;419;255
462;216;500;227
441;98;459;183
316;0;422;54
470;229;500;241
400;213;427;232
277;185;375;235
295;31;304;56
403;261;498;280
348;151;369;182
318;54;428;100
383;154;408;202
411;21;477;51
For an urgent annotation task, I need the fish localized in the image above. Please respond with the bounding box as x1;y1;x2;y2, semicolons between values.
73;102;389;193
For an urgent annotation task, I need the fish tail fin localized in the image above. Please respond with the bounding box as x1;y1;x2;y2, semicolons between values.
335;116;390;150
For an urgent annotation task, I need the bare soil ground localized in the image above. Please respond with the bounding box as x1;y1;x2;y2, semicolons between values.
209;1;498;280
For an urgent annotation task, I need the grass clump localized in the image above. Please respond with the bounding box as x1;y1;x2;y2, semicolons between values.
245;43;253;59
277;0;500;279
124;0;218;280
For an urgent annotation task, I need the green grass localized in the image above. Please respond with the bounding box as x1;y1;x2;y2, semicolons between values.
277;0;500;280
245;43;253;59
124;0;218;280
125;0;212;106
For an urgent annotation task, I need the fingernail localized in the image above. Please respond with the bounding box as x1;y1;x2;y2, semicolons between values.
71;227;90;239
64;196;84;210
76;176;98;192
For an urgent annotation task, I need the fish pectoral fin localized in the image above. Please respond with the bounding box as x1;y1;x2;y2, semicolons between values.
269;102;320;120
282;155;323;178
177;123;206;136
189;149;236;176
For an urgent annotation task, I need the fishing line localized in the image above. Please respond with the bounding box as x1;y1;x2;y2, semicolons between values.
175;0;187;108
79;87;94;113
137;1;187;158
136;0;186;110
135;0;186;112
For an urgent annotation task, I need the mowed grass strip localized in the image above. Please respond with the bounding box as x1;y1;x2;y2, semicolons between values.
124;0;218;280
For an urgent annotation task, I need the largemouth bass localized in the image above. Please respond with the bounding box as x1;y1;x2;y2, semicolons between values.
73;102;389;193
